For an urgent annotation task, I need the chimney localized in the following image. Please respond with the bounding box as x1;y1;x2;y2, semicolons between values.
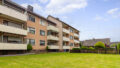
27;5;33;12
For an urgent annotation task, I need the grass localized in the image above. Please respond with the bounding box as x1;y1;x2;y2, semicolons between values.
0;53;120;68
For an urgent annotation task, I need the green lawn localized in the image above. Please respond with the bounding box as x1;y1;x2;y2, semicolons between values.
0;53;120;68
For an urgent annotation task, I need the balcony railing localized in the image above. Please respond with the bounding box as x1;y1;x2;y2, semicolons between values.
47;35;59;41
47;25;59;32
63;37;70;41
0;43;27;50
74;40;79;43
0;24;27;35
63;46;70;49
74;33;79;37
63;28;70;34
48;45;59;49
0;5;27;22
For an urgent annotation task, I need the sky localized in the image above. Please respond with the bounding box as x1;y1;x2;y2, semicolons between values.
12;0;120;42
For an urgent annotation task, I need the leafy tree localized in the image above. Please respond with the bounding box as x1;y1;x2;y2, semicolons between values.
88;47;95;50
117;43;120;54
110;44;116;48
27;44;32;51
94;41;105;49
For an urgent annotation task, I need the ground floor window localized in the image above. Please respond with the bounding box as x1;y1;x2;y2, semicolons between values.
28;39;35;45
40;40;45;46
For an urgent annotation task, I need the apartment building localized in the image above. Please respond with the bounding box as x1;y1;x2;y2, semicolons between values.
48;16;80;52
0;0;80;54
0;0;27;55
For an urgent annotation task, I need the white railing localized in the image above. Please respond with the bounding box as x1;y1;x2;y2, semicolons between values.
74;33;79;37
0;5;27;21
63;28;70;34
0;24;27;35
63;46;70;49
47;25;59;32
74;40;79;43
47;35;59;41
0;43;27;50
48;45;59;49
63;37;70;41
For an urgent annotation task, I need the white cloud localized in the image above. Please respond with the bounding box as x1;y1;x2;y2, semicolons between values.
21;3;28;8
94;15;108;21
45;0;87;14
107;8;119;14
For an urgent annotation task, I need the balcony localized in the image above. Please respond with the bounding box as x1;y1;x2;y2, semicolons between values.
63;46;70;49
63;28;70;34
63;37;70;41
74;40;79;43
47;35;59;41
0;5;27;22
47;25;59;32
74;33;79;37
0;24;27;35
0;43;27;50
48;45;59;49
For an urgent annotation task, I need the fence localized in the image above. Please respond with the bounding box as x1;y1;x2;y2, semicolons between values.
70;49;119;54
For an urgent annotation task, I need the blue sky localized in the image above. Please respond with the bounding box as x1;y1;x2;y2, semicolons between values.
13;0;120;42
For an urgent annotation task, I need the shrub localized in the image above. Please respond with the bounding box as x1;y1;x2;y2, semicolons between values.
110;44;116;48
27;44;32;51
72;48;80;50
88;47;95;50
94;41;105;49
80;46;88;50
46;46;49;51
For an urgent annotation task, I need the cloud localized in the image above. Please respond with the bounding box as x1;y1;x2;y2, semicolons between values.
45;0;87;14
107;8;119;14
94;15;108;21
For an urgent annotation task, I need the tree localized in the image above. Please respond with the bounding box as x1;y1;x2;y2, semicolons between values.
117;43;120;54
94;41;105;49
110;44;116;48
27;44;32;51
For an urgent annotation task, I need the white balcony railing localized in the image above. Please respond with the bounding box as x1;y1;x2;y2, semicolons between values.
63;37;70;41
47;25;59;32
47;35;59;41
74;40;79;43
63;28;70;34
0;24;27;35
63;46;70;49
0;5;27;21
0;43;27;50
74;33;79;37
48;45;59;49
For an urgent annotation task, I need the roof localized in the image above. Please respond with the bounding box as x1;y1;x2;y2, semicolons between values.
48;15;80;32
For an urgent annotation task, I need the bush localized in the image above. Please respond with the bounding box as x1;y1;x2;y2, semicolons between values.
46;46;49;51
94;41;105;49
80;46;88;50
110;44;116;48
27;44;32;51
72;48;80;50
88;47;95;50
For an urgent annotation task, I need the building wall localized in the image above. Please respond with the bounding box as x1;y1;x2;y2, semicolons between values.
26;15;47;50
47;16;63;51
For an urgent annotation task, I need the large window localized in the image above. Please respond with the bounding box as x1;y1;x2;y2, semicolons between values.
70;35;74;40
70;43;74;46
40;19;45;26
28;39;35;45
70;28;74;33
28;27;35;34
40;30;45;36
40;40;45;46
28;15;35;22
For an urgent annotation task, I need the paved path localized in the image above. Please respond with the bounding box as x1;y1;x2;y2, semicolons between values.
0;53;35;57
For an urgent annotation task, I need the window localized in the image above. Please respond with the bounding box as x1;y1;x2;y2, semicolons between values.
28;15;35;22
70;43;74;46
28;39;35;45
28;27;35;34
70;28;74;33
40;30;45;36
70;35;74;40
40;19;45;26
40;40;45;46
